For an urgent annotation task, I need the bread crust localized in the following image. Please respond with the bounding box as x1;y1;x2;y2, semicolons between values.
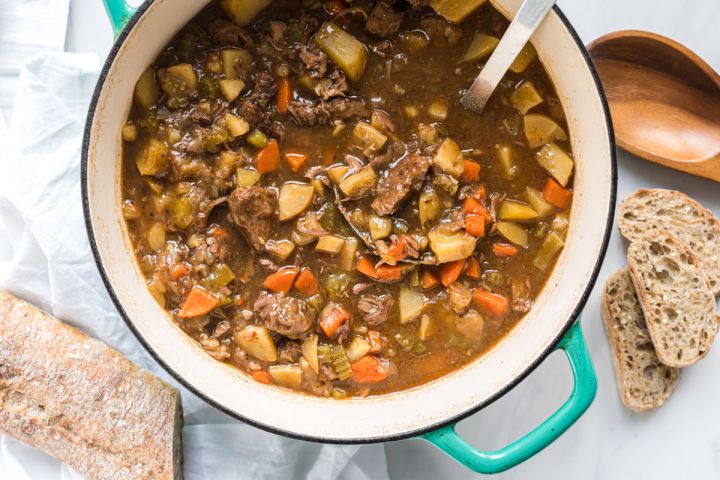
0;290;183;480
601;269;679;412
619;188;720;295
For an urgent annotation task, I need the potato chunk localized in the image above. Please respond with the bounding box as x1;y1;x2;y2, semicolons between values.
235;326;278;362
428;225;476;263
524;114;567;149
134;68;160;109
536;143;575;186
430;0;488;23
339;166;377;199
315;22;368;82
220;0;272;26
268;364;303;389
433;138;465;178
137;138;171;176
278;183;315;221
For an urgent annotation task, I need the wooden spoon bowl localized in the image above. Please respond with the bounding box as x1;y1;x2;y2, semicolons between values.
588;30;720;181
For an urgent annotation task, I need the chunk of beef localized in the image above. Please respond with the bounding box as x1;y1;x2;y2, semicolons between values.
357;294;395;327
227;186;276;251
253;292;316;339
268;21;287;49
372;153;431;216
287;98;370;126
316;70;349;100
235;71;284;140
208;18;254;46
365;3;404;37
406;0;430;9
511;278;534;313
247;71;278;107
448;283;473;314
299;46;328;78
278;340;303;362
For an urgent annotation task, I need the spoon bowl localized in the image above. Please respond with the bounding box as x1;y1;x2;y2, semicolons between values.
588;30;720;181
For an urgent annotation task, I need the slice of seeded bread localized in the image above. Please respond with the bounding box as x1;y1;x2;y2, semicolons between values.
619;189;720;295
602;269;679;411
627;231;718;367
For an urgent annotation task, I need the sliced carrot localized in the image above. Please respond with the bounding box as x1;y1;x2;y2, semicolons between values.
460;160;481;182
351;355;391;384
543;177;573;209
283;147;310;173
463;197;490;224
170;262;191;280
420;268;440;289
294;268;319;296
492;242;519;257
257;139;280;173
472;289;509;318
376;264;402;282
440;259;465;287
387;236;407;262
357;256;378;279
251;369;273;385
367;330;384;353
323;146;336;165
277;77;292;113
263;265;300;294
320;304;351;337
464;214;486;237
177;286;220;318
208;226;228;238
465;257;481;279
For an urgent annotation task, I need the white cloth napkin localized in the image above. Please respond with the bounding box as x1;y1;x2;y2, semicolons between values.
0;47;388;480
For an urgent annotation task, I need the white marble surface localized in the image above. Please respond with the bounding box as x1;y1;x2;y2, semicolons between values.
64;1;720;478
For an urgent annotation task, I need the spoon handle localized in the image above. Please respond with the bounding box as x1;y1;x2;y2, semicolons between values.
462;0;556;113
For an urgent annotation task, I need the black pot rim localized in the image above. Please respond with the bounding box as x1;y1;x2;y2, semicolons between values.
81;1;617;445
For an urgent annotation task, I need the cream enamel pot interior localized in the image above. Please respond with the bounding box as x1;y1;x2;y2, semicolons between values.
83;0;616;473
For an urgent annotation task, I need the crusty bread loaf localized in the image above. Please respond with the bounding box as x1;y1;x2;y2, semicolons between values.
627;232;718;367
602;269;679;411
0;290;183;480
619;189;720;295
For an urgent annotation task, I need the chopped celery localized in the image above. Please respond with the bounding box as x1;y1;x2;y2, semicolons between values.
331;345;352;381
205;263;236;290
317;344;332;364
533;231;565;271
462;33;499;62
322;273;351;299
315;22;368;82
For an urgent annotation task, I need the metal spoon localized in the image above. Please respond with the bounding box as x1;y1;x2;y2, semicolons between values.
462;0;556;114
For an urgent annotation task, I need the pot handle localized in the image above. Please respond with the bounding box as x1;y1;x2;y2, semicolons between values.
102;0;138;35
421;321;596;474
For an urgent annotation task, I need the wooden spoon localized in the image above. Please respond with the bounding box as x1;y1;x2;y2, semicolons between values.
588;30;720;182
